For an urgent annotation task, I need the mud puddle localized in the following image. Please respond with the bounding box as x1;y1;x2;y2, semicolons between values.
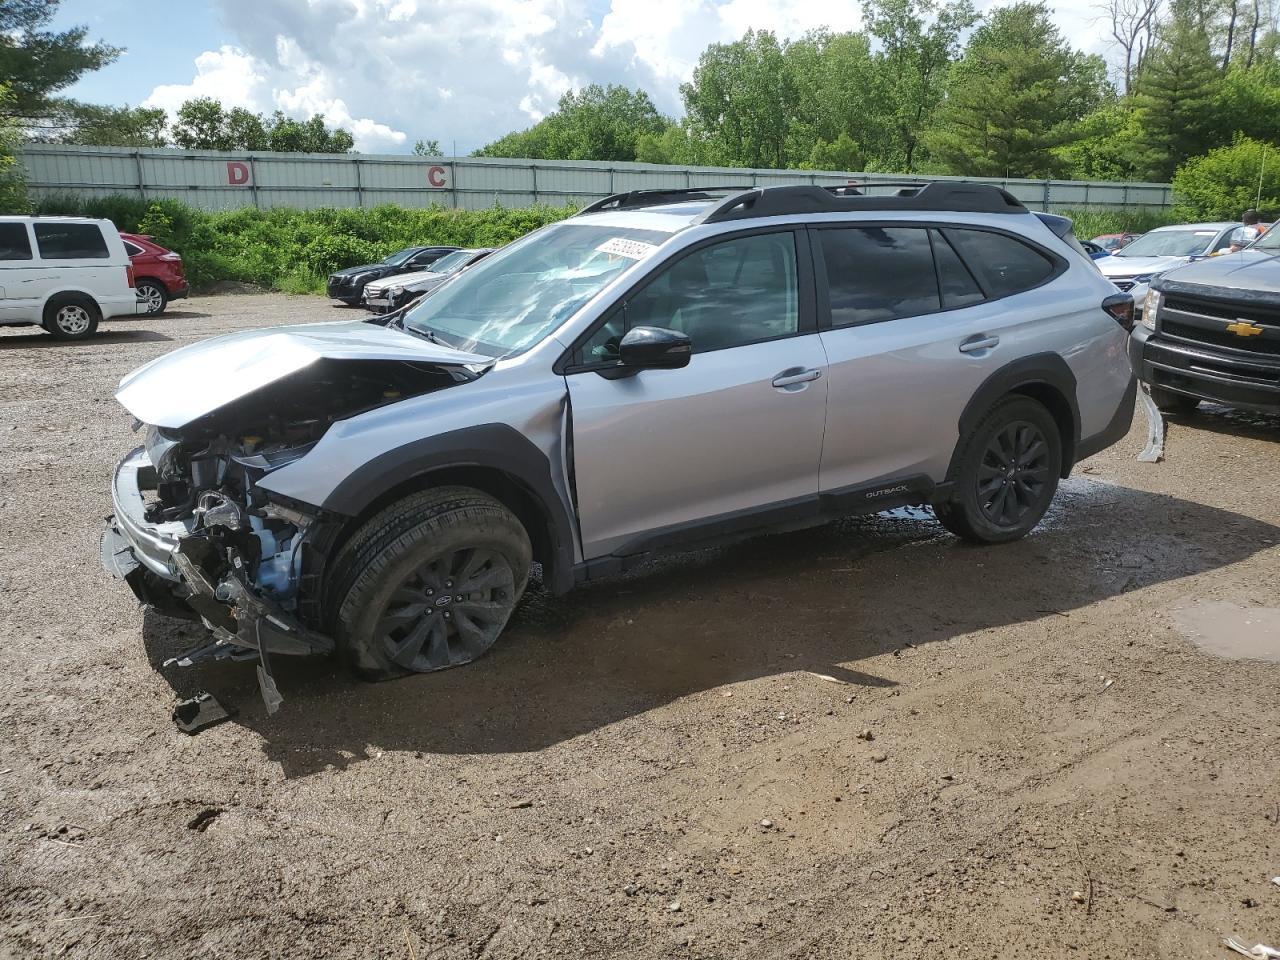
1173;600;1280;663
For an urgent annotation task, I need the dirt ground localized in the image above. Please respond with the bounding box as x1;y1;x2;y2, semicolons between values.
1;295;1278;960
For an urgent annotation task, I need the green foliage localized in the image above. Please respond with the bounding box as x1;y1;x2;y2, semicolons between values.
35;103;169;147
1055;206;1181;239
0;83;25;213
477;85;671;162
1171;136;1280;219
1053;104;1146;181
171;98;354;153
1132;14;1223;180
26;195;574;293
413;139;442;156
927;3;1110;177
0;0;119;123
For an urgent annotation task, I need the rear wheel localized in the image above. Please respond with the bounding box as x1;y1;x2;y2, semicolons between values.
136;279;168;315
934;396;1062;544
327;487;533;680
1149;386;1200;416
43;294;100;341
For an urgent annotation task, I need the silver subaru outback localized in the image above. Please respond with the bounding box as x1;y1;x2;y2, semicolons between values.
102;183;1137;682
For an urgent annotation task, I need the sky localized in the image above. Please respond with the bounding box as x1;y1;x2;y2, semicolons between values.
53;0;1116;155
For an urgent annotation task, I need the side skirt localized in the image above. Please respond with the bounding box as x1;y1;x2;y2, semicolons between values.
573;474;949;585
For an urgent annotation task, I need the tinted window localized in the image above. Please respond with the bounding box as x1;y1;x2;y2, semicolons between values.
34;222;110;260
944;228;1054;298
123;240;145;257
579;232;799;362
818;226;938;327
0;223;32;261
930;230;984;309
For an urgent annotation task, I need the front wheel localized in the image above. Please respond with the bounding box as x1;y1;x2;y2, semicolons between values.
934;396;1062;544
327;487;533;680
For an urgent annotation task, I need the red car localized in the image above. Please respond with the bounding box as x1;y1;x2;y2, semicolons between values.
120;233;189;315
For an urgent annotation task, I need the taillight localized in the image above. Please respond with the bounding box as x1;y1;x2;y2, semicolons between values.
125;264;135;289
1102;292;1134;331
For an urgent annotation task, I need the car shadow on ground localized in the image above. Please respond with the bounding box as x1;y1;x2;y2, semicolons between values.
140;480;1279;777
1166;403;1280;443
146;310;211;320
0;328;172;348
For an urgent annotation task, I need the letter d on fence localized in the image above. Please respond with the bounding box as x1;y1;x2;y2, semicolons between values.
227;161;251;185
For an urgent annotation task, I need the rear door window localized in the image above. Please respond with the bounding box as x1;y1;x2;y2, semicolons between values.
817;226;939;327
0;223;32;261
942;228;1055;298
123;240;145;257
34;222;111;260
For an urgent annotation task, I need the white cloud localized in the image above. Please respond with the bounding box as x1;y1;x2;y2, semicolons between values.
144;0;1125;154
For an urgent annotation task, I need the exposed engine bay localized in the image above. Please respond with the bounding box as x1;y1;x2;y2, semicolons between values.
104;357;477;687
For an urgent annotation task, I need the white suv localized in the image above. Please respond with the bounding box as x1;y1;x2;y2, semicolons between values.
0;217;141;340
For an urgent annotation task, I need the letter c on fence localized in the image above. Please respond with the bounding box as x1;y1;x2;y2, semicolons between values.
427;165;447;188
227;161;251;186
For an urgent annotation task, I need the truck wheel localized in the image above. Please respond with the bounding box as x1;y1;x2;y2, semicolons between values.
1149;386;1199;416
44;294;100;341
934;395;1062;544
327;487;533;680
136;279;168;315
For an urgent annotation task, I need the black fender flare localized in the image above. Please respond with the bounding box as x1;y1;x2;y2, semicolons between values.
320;423;576;594
946;353;1081;481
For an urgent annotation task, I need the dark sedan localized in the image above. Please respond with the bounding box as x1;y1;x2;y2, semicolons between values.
1131;231;1280;414
326;246;460;305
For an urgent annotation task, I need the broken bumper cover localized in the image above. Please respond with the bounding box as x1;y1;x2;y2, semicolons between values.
102;446;334;658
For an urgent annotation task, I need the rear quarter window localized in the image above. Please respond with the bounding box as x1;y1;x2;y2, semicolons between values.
943;228;1056;299
0;223;32;261
34;222;111;260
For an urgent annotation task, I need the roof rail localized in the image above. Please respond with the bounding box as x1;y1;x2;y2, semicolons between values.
574;186;757;217
702;182;1027;223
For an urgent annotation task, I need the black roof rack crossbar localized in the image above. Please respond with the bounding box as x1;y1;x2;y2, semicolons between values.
575;185;759;217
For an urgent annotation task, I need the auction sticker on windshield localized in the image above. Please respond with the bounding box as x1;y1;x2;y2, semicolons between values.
596;237;659;260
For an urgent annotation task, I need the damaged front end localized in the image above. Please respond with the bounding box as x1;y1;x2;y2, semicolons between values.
102;323;491;681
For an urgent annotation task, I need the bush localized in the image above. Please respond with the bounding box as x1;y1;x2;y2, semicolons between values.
25;196;575;292
1056;206;1180;240
1172;136;1280;221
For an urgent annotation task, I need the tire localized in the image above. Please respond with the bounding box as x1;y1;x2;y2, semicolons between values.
1149;386;1199;416
136;279;168;315
934;395;1063;544
326;486;533;681
43;294;100;341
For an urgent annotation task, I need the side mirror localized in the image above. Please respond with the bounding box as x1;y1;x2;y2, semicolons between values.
618;326;691;370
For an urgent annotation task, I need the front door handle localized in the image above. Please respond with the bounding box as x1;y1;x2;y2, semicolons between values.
772;368;823;388
959;334;1000;353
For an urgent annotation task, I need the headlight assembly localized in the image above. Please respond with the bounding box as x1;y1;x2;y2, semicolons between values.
1142;289;1160;330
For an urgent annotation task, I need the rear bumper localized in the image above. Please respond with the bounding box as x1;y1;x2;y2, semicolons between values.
1129;325;1280;412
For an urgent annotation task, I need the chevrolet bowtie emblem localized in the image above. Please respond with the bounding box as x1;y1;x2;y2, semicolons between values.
1225;320;1264;338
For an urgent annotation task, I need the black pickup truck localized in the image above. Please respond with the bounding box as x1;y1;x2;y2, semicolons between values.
1129;230;1280;415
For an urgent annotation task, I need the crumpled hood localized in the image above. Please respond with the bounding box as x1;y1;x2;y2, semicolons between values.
1154;250;1280;295
116;320;492;429
1096;254;1186;279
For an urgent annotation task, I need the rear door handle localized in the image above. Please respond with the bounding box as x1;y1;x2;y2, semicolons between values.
959;335;1000;353
772;368;823;388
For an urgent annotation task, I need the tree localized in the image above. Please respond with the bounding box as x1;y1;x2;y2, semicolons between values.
413;139;442;156
1172;135;1280;217
1053;103;1146;179
170;98;353;153
1132;10;1223;179
1101;0;1163;93
477;84;671;162
785;30;886;170
44;104;168;146
862;0;979;171
927;3;1110;177
0;84;25;213
0;0;119;123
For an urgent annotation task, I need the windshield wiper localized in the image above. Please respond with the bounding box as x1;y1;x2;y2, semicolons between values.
401;323;450;347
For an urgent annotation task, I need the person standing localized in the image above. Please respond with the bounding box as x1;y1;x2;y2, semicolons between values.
1229;209;1265;252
